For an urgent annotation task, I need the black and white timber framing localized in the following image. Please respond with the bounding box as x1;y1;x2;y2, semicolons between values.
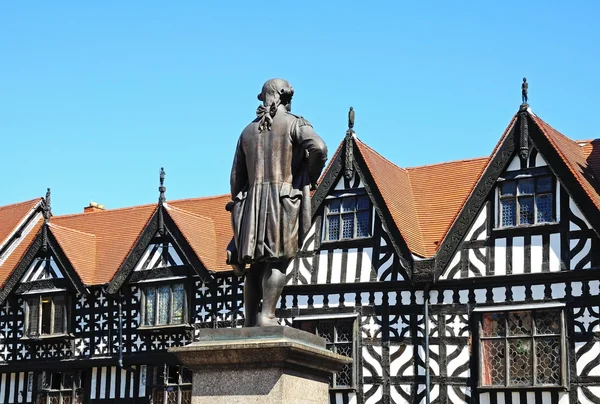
1;109;600;404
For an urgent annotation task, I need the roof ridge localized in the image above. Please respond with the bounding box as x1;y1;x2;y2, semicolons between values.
354;137;408;172
164;203;216;223
406;156;489;170
54;202;158;219
0;197;42;211
48;223;97;238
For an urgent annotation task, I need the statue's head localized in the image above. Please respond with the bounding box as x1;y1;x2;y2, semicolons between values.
523;77;527;83
258;79;294;111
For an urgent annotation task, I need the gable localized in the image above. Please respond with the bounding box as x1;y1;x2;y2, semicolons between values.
134;240;184;271
21;255;64;282
287;150;410;286
437;112;600;280
107;206;212;294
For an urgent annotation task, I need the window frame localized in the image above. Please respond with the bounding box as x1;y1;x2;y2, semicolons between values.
497;171;556;229
25;294;69;338
322;191;373;243
151;365;192;404
141;282;188;327
37;371;83;404
293;315;357;390
477;307;567;389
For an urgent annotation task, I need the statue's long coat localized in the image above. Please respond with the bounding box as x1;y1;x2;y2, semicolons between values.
230;110;327;265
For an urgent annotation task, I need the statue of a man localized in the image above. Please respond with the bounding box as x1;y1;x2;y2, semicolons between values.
522;77;528;104
227;79;328;327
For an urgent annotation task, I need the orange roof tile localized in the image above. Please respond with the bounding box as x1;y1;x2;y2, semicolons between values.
530;113;600;213
408;157;488;256
0;217;43;287
0;198;42;248
165;204;218;270
52;204;156;284
355;140;425;255
170;195;232;271
49;223;96;284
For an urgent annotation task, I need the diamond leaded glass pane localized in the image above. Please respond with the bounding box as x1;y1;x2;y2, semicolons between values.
481;340;505;386
327;199;340;213
500;181;516;196
356;210;370;237
172;284;185;324
482;313;506;337
535;311;560;335
317;322;334;343
509;339;532;385
536;176;553;193
536;194;553;223
519;196;534;225
518;179;534;195
144;288;156;326
536;337;561;385
341;213;354;239
157;286;170;325
356;196;370;210
341;198;355;212
336;321;353;343
28;297;39;335
336;361;353;387
508;312;533;336
501;198;516;227
327;216;339;240
53;296;65;334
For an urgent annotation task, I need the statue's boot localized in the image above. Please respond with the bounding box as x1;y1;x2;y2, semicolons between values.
258;262;288;327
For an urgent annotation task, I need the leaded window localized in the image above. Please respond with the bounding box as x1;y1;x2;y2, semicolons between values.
324;195;371;241
498;175;554;227
295;318;356;389
142;284;187;327
151;365;192;404
26;295;68;337
480;309;565;387
37;371;83;404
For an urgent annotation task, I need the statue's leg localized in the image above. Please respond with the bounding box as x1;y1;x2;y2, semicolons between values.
257;259;290;327
243;263;264;327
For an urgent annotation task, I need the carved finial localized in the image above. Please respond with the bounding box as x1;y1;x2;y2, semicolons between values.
43;188;51;222
521;77;528;105
158;167;166;204
344;107;355;181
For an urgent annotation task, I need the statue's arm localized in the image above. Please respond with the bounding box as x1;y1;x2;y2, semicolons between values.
294;121;328;186
230;137;247;198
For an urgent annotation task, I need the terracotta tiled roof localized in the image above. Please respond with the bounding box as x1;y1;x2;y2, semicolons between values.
49;223;96;284
355;141;424;255
355;140;488;257
165;204;218;270
169;195;232;271
52;204;157;284
0;217;43;287
530;113;600;213
0;198;42;249
407;157;488;256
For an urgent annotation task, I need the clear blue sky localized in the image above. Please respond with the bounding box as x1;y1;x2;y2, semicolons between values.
1;1;598;215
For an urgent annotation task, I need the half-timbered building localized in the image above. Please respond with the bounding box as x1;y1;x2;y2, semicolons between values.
1;102;600;404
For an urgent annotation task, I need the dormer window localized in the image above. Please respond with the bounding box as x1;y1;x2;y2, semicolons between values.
499;175;554;227
324;194;372;241
25;295;69;337
141;283;187;327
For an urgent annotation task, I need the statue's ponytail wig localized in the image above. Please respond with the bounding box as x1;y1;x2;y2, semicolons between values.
256;79;294;132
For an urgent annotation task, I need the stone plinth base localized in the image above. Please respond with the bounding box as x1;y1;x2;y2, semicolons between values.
169;326;351;404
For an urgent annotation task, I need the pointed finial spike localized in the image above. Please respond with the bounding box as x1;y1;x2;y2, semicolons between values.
521;77;528;105
158;167;166;204
43;188;51;222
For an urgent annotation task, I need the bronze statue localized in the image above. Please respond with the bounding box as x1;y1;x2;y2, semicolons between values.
227;79;328;327
522;77;528;104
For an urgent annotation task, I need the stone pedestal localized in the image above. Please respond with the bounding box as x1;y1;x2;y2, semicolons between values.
169;326;351;404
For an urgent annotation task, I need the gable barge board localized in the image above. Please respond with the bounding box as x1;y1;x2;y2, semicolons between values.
434;123;517;280
0;228;87;305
